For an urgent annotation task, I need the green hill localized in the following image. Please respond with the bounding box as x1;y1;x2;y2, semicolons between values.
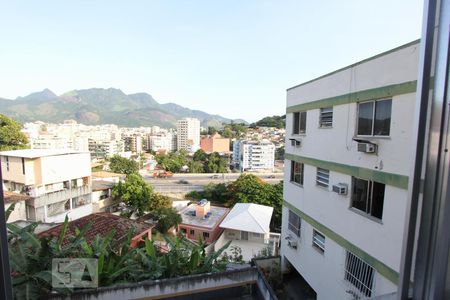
0;88;246;128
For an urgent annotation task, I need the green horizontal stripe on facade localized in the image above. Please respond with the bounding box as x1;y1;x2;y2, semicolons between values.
285;153;409;189
283;200;400;285
286;80;417;113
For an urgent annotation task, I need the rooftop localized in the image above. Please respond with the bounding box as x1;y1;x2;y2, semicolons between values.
92;171;126;179
3;191;33;203
38;213;152;246
0;148;88;158
220;203;273;234
180;204;229;230
92;180;115;191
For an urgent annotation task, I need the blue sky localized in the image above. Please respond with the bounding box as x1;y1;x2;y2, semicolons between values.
0;1;423;122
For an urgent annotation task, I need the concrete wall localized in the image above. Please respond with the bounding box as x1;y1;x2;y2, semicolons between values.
5;201;27;223
48;267;258;300
1;156;35;185
39;153;91;185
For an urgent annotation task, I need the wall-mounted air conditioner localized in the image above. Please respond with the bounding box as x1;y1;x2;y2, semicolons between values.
289;138;301;147
287;240;298;249
357;142;377;153
332;183;348;195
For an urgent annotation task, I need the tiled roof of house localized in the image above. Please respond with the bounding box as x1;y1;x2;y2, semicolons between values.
3;191;33;203
38;213;152;246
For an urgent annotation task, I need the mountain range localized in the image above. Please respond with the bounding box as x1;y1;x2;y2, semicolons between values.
0;88;246;128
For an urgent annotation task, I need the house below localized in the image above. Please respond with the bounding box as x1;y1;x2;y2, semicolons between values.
178;200;229;244
215;203;281;261
38;213;153;248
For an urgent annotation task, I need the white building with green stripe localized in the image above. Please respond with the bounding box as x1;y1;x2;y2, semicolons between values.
281;40;419;299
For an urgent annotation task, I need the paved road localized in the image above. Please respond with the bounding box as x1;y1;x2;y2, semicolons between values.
142;172;284;193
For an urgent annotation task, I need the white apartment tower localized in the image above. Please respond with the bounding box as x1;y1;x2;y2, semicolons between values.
281;40;419;299
176;118;200;152
233;140;275;172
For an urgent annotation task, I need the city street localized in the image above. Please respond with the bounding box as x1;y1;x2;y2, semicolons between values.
141;172;284;193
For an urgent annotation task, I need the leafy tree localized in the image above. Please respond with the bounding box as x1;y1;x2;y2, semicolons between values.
148;193;172;212
0;114;29;151
205;152;228;173
221;127;233;138
193;149;207;162
155;151;188;173
207;126;218;135
275;146;285;160
112;174;154;217
154;207;182;233
109;155;139;175
227;174;283;230
250;115;285;129
189;160;204;173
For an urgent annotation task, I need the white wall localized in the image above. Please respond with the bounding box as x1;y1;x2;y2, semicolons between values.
281;207;397;300
281;42;419;299
40;153;91;184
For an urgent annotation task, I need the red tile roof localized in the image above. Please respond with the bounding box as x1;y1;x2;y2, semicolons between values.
38;213;152;246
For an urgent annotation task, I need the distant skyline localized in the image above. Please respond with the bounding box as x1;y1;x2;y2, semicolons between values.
0;1;423;122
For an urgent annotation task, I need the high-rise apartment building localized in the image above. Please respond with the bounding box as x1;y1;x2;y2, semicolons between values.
280;41;419;299
176;118;200;152
233;140;275;172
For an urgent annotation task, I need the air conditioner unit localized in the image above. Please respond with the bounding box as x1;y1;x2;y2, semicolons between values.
357;142;376;153
287;240;298;249
332;183;348;195
289;138;301;147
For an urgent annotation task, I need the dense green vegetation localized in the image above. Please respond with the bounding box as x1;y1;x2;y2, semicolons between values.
153;207;183;234
109;155;139;175
0;114;29;151
112;174;171;217
7;208;231;299
187;174;283;231
156;149;228;173
250;115;285;129
219;122;248;139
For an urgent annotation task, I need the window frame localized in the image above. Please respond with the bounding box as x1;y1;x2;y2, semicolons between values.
290;161;304;186
312;229;325;253
319;107;333;128
292;111;307;135
350;177;385;220
344;251;375;297
316;168;330;188
356;98;392;137
288;210;301;237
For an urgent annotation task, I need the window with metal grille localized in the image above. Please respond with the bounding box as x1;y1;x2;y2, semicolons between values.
344;251;375;298
312;230;325;253
293;111;307;134
290;161;304;185
288;210;301;237
351;177;385;220
357;99;392;136
319;107;333;127
316;168;330;188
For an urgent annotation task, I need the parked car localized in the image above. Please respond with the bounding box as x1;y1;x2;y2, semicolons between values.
266;175;276;179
